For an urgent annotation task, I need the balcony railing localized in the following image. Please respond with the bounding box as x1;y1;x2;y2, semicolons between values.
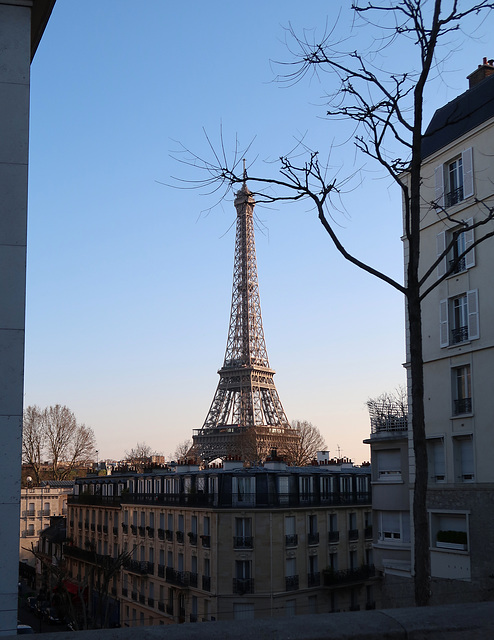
188;532;197;545
233;536;253;549
446;185;464;208
158;564;165;578
308;532;319;545
63;545;115;570
449;256;466;274
130;524;137;535
138;526;145;537
158;601;165;612
328;531;339;543
176;531;184;544
139;594;145;604
285;534;298;546
165;567;190;587
201;535;210;548
124;559;153;575
202;575;211;591
454;398;472;415
148;597;154;608
122;587;128;597
308;572;320;587
285;575;299;591
131;591;137;601
165;530;173;541
189;572;198;588
233;578;254;595
157;528;165;540
348;529;359;541
122;524;128;534
147;527;155;538
451;325;468;344
323;564;375;586
364;526;373;540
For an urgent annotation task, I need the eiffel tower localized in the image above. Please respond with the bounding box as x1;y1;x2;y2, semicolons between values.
192;175;299;463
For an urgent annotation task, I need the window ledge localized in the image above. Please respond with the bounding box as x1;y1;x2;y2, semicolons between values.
371;480;404;486
450;413;474;420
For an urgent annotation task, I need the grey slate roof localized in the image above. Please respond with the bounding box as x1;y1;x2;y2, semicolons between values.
422;74;494;159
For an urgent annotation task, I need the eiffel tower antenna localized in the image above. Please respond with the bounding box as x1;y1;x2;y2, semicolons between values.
192;176;299;463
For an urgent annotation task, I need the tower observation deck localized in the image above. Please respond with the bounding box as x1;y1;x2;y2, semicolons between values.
192;179;299;462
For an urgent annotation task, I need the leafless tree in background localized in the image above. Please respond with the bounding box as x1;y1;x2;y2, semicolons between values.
22;404;96;481
22;405;45;485
174;438;193;461
125;442;153;472
175;0;494;606
284;420;326;466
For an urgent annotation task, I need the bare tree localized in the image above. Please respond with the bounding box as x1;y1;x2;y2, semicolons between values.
23;405;96;481
176;1;494;606
174;439;193;462
22;405;45;485
284;420;326;466
366;386;408;432
125;442;153;472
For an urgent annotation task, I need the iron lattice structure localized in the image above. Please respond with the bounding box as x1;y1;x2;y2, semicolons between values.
193;182;299;462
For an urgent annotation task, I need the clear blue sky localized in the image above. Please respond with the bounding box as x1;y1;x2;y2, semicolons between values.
26;1;494;462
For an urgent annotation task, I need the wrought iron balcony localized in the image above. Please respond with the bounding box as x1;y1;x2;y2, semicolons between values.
308;572;320;587
328;531;339;543
364;525;373;539
165;529;173;541
454;397;472;415
308;532;319;545
449;256;466;274
130;524;137;535
138;526;146;536
176;531;184;544
122;524;128;534
124;559;153;575
157;528;165;540
285;534;298;546
188;532;197;545
348;529;359;541
139;594;145;604
451;326;468;344
122;587;128;597
148;597;154;607
201;534;211;548
233;536;253;549
131;591;137;601
202;575;211;591
147;526;155;538
323;564;375;586
165;567;190;587
189;572;198;588
158;564;165;578
446;185;464;208
285;575;299;591
158;601;165;612
233;578;254;595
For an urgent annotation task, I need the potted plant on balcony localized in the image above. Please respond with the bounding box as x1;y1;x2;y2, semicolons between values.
436;530;467;551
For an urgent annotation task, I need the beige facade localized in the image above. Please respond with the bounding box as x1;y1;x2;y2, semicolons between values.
65;461;376;627
20;481;73;567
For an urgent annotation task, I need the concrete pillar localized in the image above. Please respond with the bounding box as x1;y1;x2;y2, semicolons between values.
0;2;32;635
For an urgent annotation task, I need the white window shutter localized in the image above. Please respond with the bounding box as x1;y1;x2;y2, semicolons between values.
434;165;445;208
436;231;447;278
467;289;479;340
439;299;449;347
464;217;475;268
462;148;474;198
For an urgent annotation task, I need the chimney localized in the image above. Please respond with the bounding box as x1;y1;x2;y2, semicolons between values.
467;57;494;88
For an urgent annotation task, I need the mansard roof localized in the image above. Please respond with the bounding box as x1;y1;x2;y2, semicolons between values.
422;73;494;159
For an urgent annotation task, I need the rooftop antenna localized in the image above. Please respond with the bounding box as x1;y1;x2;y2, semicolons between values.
243;158;247;185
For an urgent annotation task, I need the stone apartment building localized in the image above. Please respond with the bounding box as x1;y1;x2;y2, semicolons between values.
64;457;375;626
367;59;494;606
19;481;73;568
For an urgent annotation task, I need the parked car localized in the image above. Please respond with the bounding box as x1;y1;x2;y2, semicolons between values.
17;625;34;635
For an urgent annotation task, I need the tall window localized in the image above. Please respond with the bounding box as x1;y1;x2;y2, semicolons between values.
440;290;479;347
435;148;474;210
447;157;464;206
232;477;255;505
376;449;401;481
454;435;474;482
452;365;472;415
428;438;446;482
235;517;252;548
